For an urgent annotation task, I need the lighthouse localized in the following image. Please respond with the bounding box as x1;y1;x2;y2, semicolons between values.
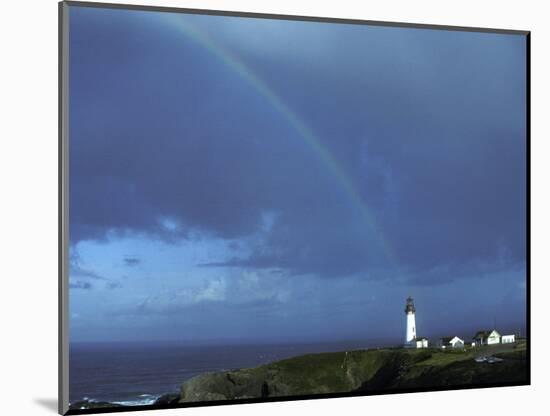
404;296;417;345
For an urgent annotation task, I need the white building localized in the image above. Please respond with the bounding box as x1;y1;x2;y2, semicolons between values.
404;296;417;346
501;334;516;344
439;336;464;349
415;337;429;349
473;330;501;346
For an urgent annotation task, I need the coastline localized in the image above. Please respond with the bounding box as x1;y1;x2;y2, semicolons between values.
69;340;528;411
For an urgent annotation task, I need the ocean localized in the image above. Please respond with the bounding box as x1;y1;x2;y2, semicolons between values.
69;339;392;406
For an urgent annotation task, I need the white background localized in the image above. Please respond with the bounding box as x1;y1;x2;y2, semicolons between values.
0;0;547;415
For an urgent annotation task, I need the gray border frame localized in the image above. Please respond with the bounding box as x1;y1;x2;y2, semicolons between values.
59;2;530;415
59;2;70;414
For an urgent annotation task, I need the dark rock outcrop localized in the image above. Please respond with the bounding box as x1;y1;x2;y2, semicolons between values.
154;393;181;406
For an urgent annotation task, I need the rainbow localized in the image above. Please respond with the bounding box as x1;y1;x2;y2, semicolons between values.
159;13;397;265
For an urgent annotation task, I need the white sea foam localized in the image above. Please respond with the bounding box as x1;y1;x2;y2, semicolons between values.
112;394;160;406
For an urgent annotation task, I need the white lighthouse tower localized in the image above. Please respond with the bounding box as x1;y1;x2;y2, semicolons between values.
404;296;417;346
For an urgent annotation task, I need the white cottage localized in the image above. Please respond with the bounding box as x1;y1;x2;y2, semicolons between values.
473;330;501;346
415;337;429;349
439;336;464;349
501;334;516;344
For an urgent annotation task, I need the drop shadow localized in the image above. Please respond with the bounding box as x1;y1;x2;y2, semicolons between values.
34;398;58;413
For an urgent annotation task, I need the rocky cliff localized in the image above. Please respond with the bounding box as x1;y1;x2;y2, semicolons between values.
178;343;527;403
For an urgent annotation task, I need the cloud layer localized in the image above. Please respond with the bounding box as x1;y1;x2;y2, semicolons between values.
67;7;527;342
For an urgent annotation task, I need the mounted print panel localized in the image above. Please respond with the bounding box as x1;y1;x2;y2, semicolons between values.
59;1;529;414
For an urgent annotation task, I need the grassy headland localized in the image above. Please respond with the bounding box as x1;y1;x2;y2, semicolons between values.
178;339;528;402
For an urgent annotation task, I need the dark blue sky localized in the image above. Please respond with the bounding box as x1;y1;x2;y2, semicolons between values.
68;6;527;344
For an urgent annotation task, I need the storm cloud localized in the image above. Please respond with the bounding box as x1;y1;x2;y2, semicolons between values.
68;6;526;343
69;9;525;285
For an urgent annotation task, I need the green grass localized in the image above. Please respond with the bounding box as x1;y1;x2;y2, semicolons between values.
180;341;528;402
